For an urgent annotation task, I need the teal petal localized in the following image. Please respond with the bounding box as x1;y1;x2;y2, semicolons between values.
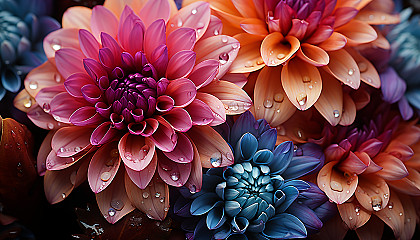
225;200;241;217
270;141;293;174
262;213;307;239
207;205;227;230
253;149;273;165
190;192;222;216
1;68;21;92
277;186;299;212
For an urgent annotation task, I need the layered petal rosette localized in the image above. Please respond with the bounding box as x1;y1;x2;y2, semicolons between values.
184;0;400;126
173;111;335;239
13;0;252;223
307;103;420;239
0;0;59;100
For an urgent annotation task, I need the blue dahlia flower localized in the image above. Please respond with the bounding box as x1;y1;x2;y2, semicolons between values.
382;8;420;119
173;111;336;240
0;0;59;100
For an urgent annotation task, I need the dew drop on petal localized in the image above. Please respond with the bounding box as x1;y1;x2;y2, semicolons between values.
371;195;382;211
160;197;165;203
399;212;403;216
302;76;311;83
51;39;62;51
213;29;219;35
219;53;229;65
177;19;182;27
297;93;307;106
29;81;38;90
70;171;77;185
108;208;116;217
191;9;197;14
23;98;32;108
388;202;393;209
263;99;273;108
110;199;124;211
221;36;228;43
170;172;180;181
330;180;343;192
101;171;111;182
333;110;340;118
155;192;161;198
273;93;284;103
277;53;285;59
348;69;354;76
42;103;51;113
61;193;66;199
210;152;222;167
189;184;197;194
142;192;149;198
245;61;254;68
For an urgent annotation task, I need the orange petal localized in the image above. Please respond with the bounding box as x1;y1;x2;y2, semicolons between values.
398;194;417;240
317;161;358;204
62;6;92;30
355;175;390;212
338;200;371;230
240;18;268;36
103;0;146;18
199;80;252;115
96;167;135;224
314;70;343;126
318;32;347;51
261;32;300;66
336;20;378;46
281;58;322;110
43;28;80;60
37;131;55;176
324;49;360;89
392;125;420;146
24;61;62;98
44;156;89;204
373;153;409;181
13;90;35;113
338;93;356;126
374;190;405;239
355;215;384;240
350;87;371;110
254;66;296;126
354;0;374;10
387;167;420;196
370;30;391;49
346;48;380;88
232;0;259;18
125;172;169;221
385;141;414;162
186;125;233;168
356;10;400;25
184;140;203;193
229;33;265;73
297;43;329;66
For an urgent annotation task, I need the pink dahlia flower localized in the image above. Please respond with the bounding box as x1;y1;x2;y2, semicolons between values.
14;0;251;223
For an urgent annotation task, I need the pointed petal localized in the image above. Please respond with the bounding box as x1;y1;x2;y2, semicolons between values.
240;18;268;36
55;48;85;79
165;78;197;107
261;33;300;66
373;153;408;181
336;20;377;46
166;28;197;58
195;92;226;126
79;29;101;61
150;117;177;152
262;213;307;239
52;126;93;157
157;151;191;187
338;93;356;126
43;28;80;59
63;6;92;30
24;61;62;98
163;132;194;163
166;50;196;79
228;33;265;73
323;49;360;89
91;5;118;40
355;175;390;212
188;59;219;89
297;43;329;67
375;190;405;239
118;133;155;171
139;0;171;27
318;32;347;51
337;200;371;230
314;70;343;126
125;152;157;189
185;141;203;193
346;48;380;88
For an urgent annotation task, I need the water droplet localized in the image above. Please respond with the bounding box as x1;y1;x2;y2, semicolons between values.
399;212;403;216
355;206;360;213
388;202;393;209
263;99;273;108
155;192;161;198
330;181;343;192
191;9;197;14
366;77;372;83
349;216;353;220
273;93;284;103
189;184;197;194
302;76;311;83
62;193;66;199
142;192;149;198
221;36;228;43
383;193;389;199
101;171;111;181
59;147;66;153
369;15;375;20
333;110;340;118
125;152;132;160
245;61;254;68
54;74;62;83
160;197;165;203
23;98;32;108
29;81;38;90
358;62;368;72
219;52;229;65
270;60;276;65
277;53;285;59
371;195;382;211
232;43;239;49
225;152;233;161
213;29;219;35
297;93;307;106
177;19;182;27
110;199;124;211
348;69;354;76
51;39;62;51
108;208;116;217
75;147;81;152
210;152;222;167
170;172;180;181
170;23;175;27
42;103;51;113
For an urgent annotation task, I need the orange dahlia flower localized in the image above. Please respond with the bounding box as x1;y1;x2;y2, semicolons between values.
184;0;400;126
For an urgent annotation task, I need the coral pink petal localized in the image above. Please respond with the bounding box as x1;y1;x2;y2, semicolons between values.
323;49;360;89
139;0;171;27
125;152;157;189
281;58;322;110
357;138;383;158
156;95;174;113
157;151;191;187
220;73;248;88
96;169;135;224
46;150;80;171
188;59;219;89
228;33;264;73
184;141;202;193
387;167;420;196
27;107;64;130
55;48;85;79
374;153;409;181
306;25;334;45
339;93;357;126
187;125;233;168
317;161;358;204
185;99;214;125
336;20;377;46
163;133;194;163
333;7;359;28
165;78;197;107
194;35;240;78
90;121;120;145
166;28;197;58
201;15;223;40
261;33;300;66
317;32;347;51
346;48;380;88
141;118;159;137
125;172;169;221
118;133;155;171
35;85;66;110
150;117;177;152
254;66;296;126
63;6;92;30
24;61;62;98
324;144;347;162
100;33;123;65
88;142;121;193
84;58;108;81
195;92;226;126
37;131;54;175
199;80;252;115
363;155;383;174
166;50;196;79
338;200;371;230
336;151;368;175
118;7;144;52
240;18;269;36
355;175;390;212
375;190;405;239
288;19;308;40
64;73;95;98
79;29;101;61
166;1;211;40
43;28;80;59
297;43;329;67
127;22;145;55
385;141;414;162
69;106;104;126
50;92;87;124
314;70;343;126
144;19;167;61
91;5;118;40
162;108;192;132
52;126;93;157
81;84;103;104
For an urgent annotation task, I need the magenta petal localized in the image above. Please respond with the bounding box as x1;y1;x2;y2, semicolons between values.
100;32;122;65
79;29;101;61
150;117;177;152
121;52;136;71
128;22;145;55
185;99;214;125
52;126;93;157
118;133;155;171
166;28;197;58
50;92;87;124
357;138;383;158
139;0;171;27
125;153;157;189
150;45;168;78
46;150;78;170
201;15;222;40
306;25;334;45
156;95;174;112
99;48;116;70
83;58;108;81
141;118;159;137
305;11;322;37
195;92;226;126
144;19;166;61
69;106;104;126
90;121;119;145
81;84;103;104
64;73;94;98
88;142;121;193
163;133;194;163
157;151;191;187
275;2;293;34
288;19;309;40
55;48;85;79
167;50;196;79
165;78;197;107
337;151;368;175
118;6;136;46
187;59;218;89
162;108;192;132
324;143;347;162
91;5;118;40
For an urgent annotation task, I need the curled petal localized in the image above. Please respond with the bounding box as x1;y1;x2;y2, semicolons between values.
52;126;93;157
261;32;300;66
318;32;347;51
228;33;264;73
375;190;405;239
163;132;194;164
118;133;155;171
55;48;85;79
91;122;120;145
150;117;177;152
373;153;409;181
297;43;329;67
338;93;356;126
